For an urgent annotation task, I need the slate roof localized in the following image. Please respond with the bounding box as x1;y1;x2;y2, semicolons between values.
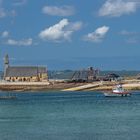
5;66;47;77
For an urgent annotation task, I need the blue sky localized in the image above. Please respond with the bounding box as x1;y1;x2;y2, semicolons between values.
0;0;140;70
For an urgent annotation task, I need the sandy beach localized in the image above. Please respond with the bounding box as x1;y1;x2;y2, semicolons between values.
0;79;140;92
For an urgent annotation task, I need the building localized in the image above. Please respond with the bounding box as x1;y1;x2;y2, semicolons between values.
71;67;100;83
102;73;122;81
4;54;48;82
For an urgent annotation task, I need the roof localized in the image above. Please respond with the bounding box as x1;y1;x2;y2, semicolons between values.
107;73;120;78
5;66;47;77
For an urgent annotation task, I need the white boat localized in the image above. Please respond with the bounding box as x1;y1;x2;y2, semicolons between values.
104;84;131;97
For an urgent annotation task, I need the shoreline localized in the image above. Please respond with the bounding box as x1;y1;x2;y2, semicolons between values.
0;81;84;92
0;80;140;92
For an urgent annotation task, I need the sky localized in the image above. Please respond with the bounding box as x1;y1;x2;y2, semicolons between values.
0;0;140;70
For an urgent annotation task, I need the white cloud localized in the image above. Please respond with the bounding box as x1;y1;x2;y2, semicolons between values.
119;30;137;35
98;0;140;17
42;5;75;16
13;0;27;6
0;8;6;18
39;19;82;42
6;38;33;46
0;0;17;18
1;31;9;38
10;10;17;17
126;37;139;44
0;1;6;18
84;26;110;42
0;8;17;18
119;29;139;44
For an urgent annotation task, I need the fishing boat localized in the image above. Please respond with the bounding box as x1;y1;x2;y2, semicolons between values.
104;84;131;97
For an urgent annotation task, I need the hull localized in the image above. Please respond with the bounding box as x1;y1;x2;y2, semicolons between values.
104;84;131;97
0;96;16;100
104;92;131;97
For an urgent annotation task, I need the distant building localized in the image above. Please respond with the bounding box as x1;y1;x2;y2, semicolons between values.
103;73;122;81
4;54;48;82
137;74;140;80
71;67;100;82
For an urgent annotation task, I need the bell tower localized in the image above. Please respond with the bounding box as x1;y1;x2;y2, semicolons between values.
4;54;9;78
4;54;9;68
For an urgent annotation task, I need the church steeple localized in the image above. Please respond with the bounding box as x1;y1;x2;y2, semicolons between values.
4;54;9;79
4;54;9;66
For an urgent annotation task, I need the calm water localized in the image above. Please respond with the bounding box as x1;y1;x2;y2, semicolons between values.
0;91;140;140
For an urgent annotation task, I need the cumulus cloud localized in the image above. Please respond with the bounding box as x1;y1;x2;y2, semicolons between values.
84;26;110;42
42;5;75;16
1;31;9;38
6;38;33;46
39;19;82;42
98;0;140;17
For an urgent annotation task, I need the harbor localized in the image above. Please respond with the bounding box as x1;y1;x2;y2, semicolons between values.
1;54;140;92
1;0;140;140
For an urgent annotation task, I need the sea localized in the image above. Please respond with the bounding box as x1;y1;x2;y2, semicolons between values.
0;91;140;140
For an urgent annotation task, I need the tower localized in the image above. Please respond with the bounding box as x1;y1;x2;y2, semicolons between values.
87;67;94;82
4;54;9;79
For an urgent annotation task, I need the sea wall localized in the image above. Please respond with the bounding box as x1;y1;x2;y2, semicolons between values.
0;81;50;91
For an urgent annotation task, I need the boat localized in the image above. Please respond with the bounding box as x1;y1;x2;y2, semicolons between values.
0;95;16;100
104;84;131;97
0;93;16;100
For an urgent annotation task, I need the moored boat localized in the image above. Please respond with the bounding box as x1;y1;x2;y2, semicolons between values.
104;84;131;97
0;93;16;100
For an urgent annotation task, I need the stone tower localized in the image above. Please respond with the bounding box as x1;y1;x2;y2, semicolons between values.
4;54;9;78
